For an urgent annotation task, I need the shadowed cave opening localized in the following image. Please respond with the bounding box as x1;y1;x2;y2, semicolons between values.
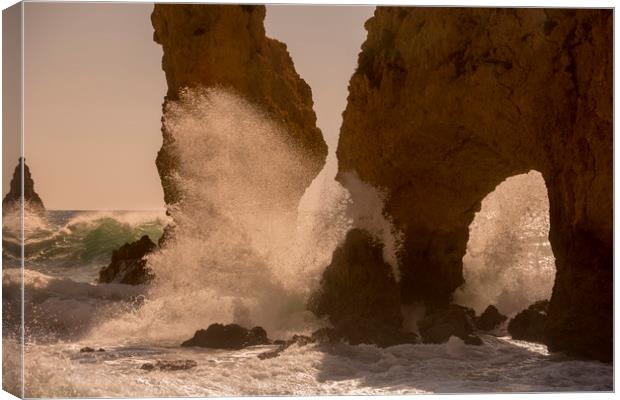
454;171;556;316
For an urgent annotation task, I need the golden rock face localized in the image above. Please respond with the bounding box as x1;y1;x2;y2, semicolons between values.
151;4;327;208
337;8;611;361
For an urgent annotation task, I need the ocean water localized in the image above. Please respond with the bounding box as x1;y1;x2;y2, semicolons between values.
2;88;613;396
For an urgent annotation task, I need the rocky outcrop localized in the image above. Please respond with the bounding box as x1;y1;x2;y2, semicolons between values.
308;229;415;347
98;235;156;285
181;323;270;349
476;305;507;331
151;4;327;208
141;360;197;371
2;158;45;214
417;304;481;345
508;300;549;344
337;8;611;361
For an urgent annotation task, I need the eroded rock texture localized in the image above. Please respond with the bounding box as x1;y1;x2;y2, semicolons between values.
337;8;611;361
151;4;327;207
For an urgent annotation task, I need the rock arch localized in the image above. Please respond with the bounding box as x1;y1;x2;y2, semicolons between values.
337;8;612;361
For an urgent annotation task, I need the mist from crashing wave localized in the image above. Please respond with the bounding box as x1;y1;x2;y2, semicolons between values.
454;171;556;315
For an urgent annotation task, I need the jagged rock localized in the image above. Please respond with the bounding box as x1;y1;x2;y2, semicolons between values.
337;8;611;361
508;300;549;344
151;4;326;210
417;304;481;345
257;334;314;360
476;305;507;331
308;229;412;347
2;157;45;215
98;235;156;285
181;323;270;349
141;360;197;371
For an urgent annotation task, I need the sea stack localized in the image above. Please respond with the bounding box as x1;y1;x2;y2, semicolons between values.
2;157;45;215
151;4;327;209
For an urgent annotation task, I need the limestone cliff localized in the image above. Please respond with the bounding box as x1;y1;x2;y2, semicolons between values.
337;8;611;361
2;158;45;214
151;4;327;207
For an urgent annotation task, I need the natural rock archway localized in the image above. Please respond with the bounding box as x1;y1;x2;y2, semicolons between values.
151;4;327;209
337;8;611;361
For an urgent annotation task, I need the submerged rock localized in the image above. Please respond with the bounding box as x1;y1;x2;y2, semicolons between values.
2;157;45;215
141;360;197;371
417;304;481;345
308;229;410;347
98;235;156;285
508;300;549;343
476;305;507;331
181;323;270;349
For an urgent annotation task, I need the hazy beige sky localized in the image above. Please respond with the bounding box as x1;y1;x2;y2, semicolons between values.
7;3;373;210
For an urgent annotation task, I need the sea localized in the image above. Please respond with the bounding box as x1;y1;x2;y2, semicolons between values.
2;89;613;396
1;209;613;397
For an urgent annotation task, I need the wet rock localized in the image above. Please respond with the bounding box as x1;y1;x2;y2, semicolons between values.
476;305;507;331
80;347;95;353
308;229;406;347
508;300;549;344
417;304;481;345
258;332;322;360
181;323;270;349
463;334;484;346
98;235;156;285
2;157;45;215
141;360;197;371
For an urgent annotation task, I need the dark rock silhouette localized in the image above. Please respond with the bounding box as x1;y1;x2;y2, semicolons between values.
141;360;197;371
337;8;611;361
508;300;549;344
417;304;481;345
476;305;508;331
2;157;45;214
181;323;270;349
98;235;156;285
308;229;415;347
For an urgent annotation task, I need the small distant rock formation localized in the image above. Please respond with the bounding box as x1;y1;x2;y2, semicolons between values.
308;229;417;347
98;235;156;285
508;300;549;344
336;8;611;361
2;157;45;215
141;360;197;371
476;305;508;331
417;304;482;345
181;323;270;349
151;4;327;209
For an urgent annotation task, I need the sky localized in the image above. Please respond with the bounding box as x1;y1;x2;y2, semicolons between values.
4;3;373;210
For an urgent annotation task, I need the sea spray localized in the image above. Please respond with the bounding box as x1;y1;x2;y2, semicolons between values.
454;171;556;315
88;88;337;342
88;87;405;343
338;171;404;280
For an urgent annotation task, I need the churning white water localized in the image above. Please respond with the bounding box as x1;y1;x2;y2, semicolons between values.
2;89;611;397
